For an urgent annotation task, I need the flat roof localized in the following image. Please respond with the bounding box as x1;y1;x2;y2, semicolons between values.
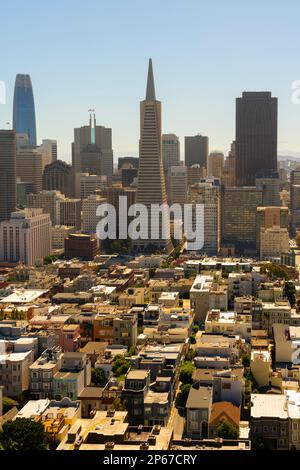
251;394;288;419
186;386;212;409
0;289;47;304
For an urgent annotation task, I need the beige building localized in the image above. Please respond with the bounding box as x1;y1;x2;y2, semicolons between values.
27;190;64;225
207;152;224;179
250;350;272;387
16;146;43;194
39;139;57;170
168;166;187;207
162;134;180;174
51;225;75;249
79;173;106;199
204;309;251;340
82;194;106;233
0;208;51;265
56;197;81;229
260;227;289;260
118;288;145;307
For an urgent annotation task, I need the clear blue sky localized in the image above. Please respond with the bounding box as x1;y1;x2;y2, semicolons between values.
1;0;300;161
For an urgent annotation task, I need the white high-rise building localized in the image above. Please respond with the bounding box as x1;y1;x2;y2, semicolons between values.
0;209;51;266
82;194;107;233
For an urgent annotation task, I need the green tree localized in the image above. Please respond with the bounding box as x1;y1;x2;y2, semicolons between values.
128;346;136;356
192;325;199;334
0;418;47;450
179;361;195;384
284;281;296;307
185;349;196;362
112;355;130;377
241;354;250;368
189;334;196;344
91;367;106;386
112;398;125;411
178;383;191;407
2;396;19;414
217;420;239;439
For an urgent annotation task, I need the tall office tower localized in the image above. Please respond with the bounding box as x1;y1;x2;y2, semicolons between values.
27;190;65;225
221;187;262;255
39;139;57;170
168;166;187;207
0;209;51;265
42;160;74;198
185;134;208;168
255;169;280;206
221;141;236;187
16;180;34;206
188;180;221;255
162;134;180;174
187;165;207;186
16;146;42;194
235;92;278;186
82;194;107;233
13;74;37;147
101;185;136;234
0;130;16;221
290;169;300;232
207;152;224;179
72;113;113;196
256;206;289;255
56;198;82;230
133;59;173;254
79;173;107;199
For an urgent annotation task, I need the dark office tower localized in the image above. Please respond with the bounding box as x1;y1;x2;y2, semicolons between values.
133;59;173;254
0;130;16;221
118;157;139;170
43;160;74;198
72;112;113;196
235;92;277;186
221;186;263;255
185;134;208;167
13;74;37;147
255;169;280;206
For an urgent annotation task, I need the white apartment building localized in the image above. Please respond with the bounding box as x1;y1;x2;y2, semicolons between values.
0;209;51;266
205;309;252;340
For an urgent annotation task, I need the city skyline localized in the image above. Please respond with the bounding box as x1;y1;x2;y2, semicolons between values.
1;1;300;161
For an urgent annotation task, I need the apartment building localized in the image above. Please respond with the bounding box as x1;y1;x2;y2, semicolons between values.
29;346;63;399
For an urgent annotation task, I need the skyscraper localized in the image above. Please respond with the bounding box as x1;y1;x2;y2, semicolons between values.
162;134;180;174
0;130;16;221
43;160;74;198
134;59;173;254
16;146;42;194
13;74;37;147
39;139;57;170
72;113;113;196
235;92;277;186
185;134;208;168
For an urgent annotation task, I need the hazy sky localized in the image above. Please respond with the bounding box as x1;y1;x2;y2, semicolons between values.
1;0;300;162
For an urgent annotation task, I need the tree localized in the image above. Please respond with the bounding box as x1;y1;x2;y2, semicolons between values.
112;398;125;411
192;325;199;334
217;420;239;439
179;361;195;384
91;367;106;386
0;418;47;450
2;396;19;414
185;349;196;362
241;354;250;368
128;346;136;356
44;254;58;265
284;281;296;307
177;383;191;407
112;355;130;377
189;334;196;344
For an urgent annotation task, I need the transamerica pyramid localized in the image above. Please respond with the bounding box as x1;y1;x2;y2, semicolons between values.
133;59;173;254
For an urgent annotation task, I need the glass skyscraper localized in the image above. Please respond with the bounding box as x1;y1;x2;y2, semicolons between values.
13;74;37;147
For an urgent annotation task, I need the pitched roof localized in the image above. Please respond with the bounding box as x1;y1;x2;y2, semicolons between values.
209;401;240;427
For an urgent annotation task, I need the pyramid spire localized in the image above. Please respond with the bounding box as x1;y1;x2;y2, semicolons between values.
146;58;156;101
